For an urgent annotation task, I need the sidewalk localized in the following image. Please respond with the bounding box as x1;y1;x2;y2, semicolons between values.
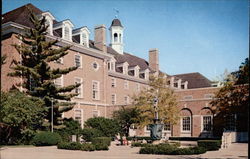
200;143;248;158
0;142;248;159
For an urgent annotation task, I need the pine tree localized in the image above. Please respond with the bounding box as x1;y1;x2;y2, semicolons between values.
8;8;80;128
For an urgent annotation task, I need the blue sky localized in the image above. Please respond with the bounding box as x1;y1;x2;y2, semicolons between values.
3;0;249;80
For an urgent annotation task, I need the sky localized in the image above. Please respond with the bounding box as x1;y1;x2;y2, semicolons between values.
2;0;249;80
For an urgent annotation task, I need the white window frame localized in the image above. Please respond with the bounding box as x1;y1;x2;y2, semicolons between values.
74;109;83;128
201;115;213;132
111;94;116;105
183;95;193;100
163;122;171;132
74;77;83;98
136;83;140;91
54;75;63;88
124;96;129;105
92;61;99;71
124;80;129;89
92;80;100;100
181;116;191;132
111;78;116;88
74;54;82;68
92;110;100;117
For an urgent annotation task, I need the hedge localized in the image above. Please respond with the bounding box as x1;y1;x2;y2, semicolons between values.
197;140;221;151
81;128;103;142
131;142;148;147
169;137;221;141
91;137;111;146
57;142;106;151
32;132;62;146
139;143;207;155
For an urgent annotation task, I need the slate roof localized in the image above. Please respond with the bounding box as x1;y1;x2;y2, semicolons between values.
3;3;43;28
173;72;212;89
110;19;123;27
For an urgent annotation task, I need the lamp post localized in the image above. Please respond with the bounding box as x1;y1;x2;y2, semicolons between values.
51;98;54;133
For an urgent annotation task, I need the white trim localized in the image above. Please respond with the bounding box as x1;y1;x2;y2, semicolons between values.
201;115;213;132
74;108;84;128
111;93;116;105
92;61;99;71
92;80;100;100
74;77;83;98
181;116;191;133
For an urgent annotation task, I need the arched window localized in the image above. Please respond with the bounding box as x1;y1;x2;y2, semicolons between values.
114;33;118;42
82;33;87;45
64;27;70;40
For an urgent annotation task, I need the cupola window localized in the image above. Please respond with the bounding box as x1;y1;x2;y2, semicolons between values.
82;33;87;46
114;33;118;42
119;33;121;43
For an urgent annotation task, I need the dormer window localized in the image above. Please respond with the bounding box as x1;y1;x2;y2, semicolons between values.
53;19;74;41
64;26;70;40
139;69;149;80
40;11;55;36
72;27;90;47
128;65;140;78
116;62;128;75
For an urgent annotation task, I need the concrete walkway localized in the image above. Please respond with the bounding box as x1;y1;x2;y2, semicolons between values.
0;142;248;159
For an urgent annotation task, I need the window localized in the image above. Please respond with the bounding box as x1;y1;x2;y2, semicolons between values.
92;110;100;117
225;114;236;131
111;94;116;105
45;20;51;34
174;83;178;87
136;83;140;91
183;95;193;100
124;96;129;105
92;81;100;100
75;78;83;98
146;125;151;131
29;76;37;92
64;26;70;40
54;76;63;88
182;116;191;132
74;109;83;128
82;33;87;45
164;122;171;131
203;116;212;131
114;33;118;42
92;62;99;70
181;85;185;89
75;54;82;68
111;78;116;88
124;80;129;89
55;57;63;64
204;94;214;99
119;33;121;43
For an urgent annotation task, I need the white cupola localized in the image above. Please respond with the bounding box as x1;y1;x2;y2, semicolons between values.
109;19;124;54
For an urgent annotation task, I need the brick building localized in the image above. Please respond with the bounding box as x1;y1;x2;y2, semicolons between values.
2;4;220;137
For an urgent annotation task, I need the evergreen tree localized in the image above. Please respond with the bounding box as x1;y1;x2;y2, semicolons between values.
8;9;80;128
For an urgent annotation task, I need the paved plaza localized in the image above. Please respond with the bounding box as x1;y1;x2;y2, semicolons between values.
0;142;248;159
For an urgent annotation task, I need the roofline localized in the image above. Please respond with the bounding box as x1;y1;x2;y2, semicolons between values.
2;21;113;60
174;86;220;92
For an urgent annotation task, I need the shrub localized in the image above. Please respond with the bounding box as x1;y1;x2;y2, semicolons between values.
169;137;221;141
84;117;120;137
32;132;62;146
198;140;221;151
81;143;95;151
131;142;148;147
91;137;111;146
81;128;103;142
139;143;207;155
94;143;109;150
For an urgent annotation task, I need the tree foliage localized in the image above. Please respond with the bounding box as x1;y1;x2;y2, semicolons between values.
8;8;80;127
0;90;46;144
84;117;121;137
211;58;249;134
113;106;140;137
132;74;179;127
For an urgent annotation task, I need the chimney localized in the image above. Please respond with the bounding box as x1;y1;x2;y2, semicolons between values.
149;48;159;72
94;25;107;52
